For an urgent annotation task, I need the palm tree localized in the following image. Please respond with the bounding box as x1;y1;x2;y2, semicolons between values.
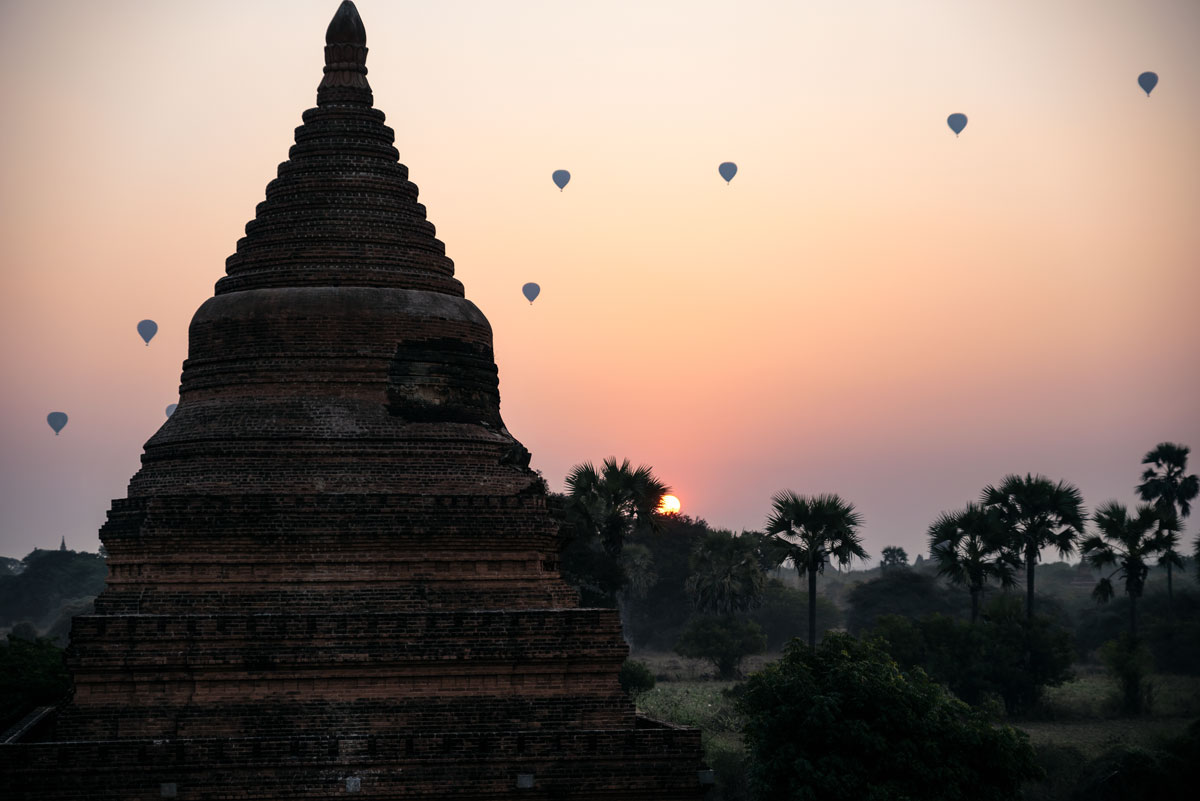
565;458;671;558
1195;535;1200;584
765;492;867;647
564;458;670;639
879;546;909;570
981;474;1085;623
1136;443;1199;621
619;544;658;600
1080;501;1172;639
927;503;1020;623
685;531;767;616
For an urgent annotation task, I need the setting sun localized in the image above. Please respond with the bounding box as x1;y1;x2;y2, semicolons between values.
657;495;681;515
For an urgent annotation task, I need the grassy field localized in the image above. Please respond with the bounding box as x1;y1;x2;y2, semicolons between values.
636;680;741;734
632;650;776;682
635;680;748;801
1034;669;1200;718
1016;716;1194;759
1013;670;1200;759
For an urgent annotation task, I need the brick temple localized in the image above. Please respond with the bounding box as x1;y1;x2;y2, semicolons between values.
0;3;708;798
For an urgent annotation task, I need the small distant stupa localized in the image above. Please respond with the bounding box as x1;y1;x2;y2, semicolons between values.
0;3;707;798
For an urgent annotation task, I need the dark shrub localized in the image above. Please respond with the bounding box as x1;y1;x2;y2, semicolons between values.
869;595;1075;715
845;569;960;634
675;617;766;679
0;635;70;728
1071;724;1200;801
618;658;656;698
739;633;1041;801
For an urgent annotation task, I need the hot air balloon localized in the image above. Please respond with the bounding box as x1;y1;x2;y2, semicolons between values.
1138;71;1158;96
137;319;158;345
522;283;541;304
718;162;738;183
166;404;178;418
47;412;68;435
552;170;571;191
947;113;968;136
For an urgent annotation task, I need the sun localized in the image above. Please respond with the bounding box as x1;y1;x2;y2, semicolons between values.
657;494;681;515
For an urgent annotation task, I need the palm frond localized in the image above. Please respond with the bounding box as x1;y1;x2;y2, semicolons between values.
765;491;866;569
1158;547;1185;569
1180;474;1199;518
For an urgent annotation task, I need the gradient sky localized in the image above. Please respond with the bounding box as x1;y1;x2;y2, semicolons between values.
1;0;1197;564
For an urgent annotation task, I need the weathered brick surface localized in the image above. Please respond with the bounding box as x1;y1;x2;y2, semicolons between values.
0;3;707;798
3;720;705;800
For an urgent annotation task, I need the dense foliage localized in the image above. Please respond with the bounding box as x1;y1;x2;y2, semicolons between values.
577;514;840;654
746;579;841;650
0;634;70;728
617;658;656;698
1070;720;1200;801
0;548;106;635
1075;589;1200;672
624;514;711;648
675;616;766;679
1098;633;1155;716
564;458;670;559
868;594;1076;714
739;633;1041;801
845;568;961;634
686;530;766;616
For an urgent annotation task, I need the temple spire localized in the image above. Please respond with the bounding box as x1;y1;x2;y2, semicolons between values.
326;0;366;45
318;1;371;105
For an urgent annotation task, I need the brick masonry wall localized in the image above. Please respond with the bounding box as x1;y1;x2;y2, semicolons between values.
1;720;705;800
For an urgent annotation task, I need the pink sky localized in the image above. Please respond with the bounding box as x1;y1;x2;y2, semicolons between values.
1;0;1198;563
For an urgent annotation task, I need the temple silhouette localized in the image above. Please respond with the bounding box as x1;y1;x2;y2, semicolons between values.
0;3;707;798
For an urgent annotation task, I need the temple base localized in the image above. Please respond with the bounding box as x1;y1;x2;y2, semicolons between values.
1;719;710;800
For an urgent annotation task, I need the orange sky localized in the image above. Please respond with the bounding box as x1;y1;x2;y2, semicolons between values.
1;0;1198;562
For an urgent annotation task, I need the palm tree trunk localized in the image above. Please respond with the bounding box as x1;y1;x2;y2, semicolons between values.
1025;547;1036;623
970;586;980;624
1166;559;1174;625
1130;592;1137;641
808;567;817;648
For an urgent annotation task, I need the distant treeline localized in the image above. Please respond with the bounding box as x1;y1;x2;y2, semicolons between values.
0;548;106;644
579;511;1198;673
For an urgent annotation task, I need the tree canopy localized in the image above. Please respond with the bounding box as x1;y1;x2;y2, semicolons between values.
0;549;107;631
1136;442;1198;615
880;546;909;569
766;492;866;646
1081;501;1172;639
845;568;960;634
0;635;70;729
564;457;670;558
685;530;766;616
927;503;1019;623
674;615;766;679
981;474;1085;622
738;632;1041;801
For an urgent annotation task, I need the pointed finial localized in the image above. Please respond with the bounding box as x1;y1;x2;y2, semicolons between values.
326;1;366;46
318;1;372;105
